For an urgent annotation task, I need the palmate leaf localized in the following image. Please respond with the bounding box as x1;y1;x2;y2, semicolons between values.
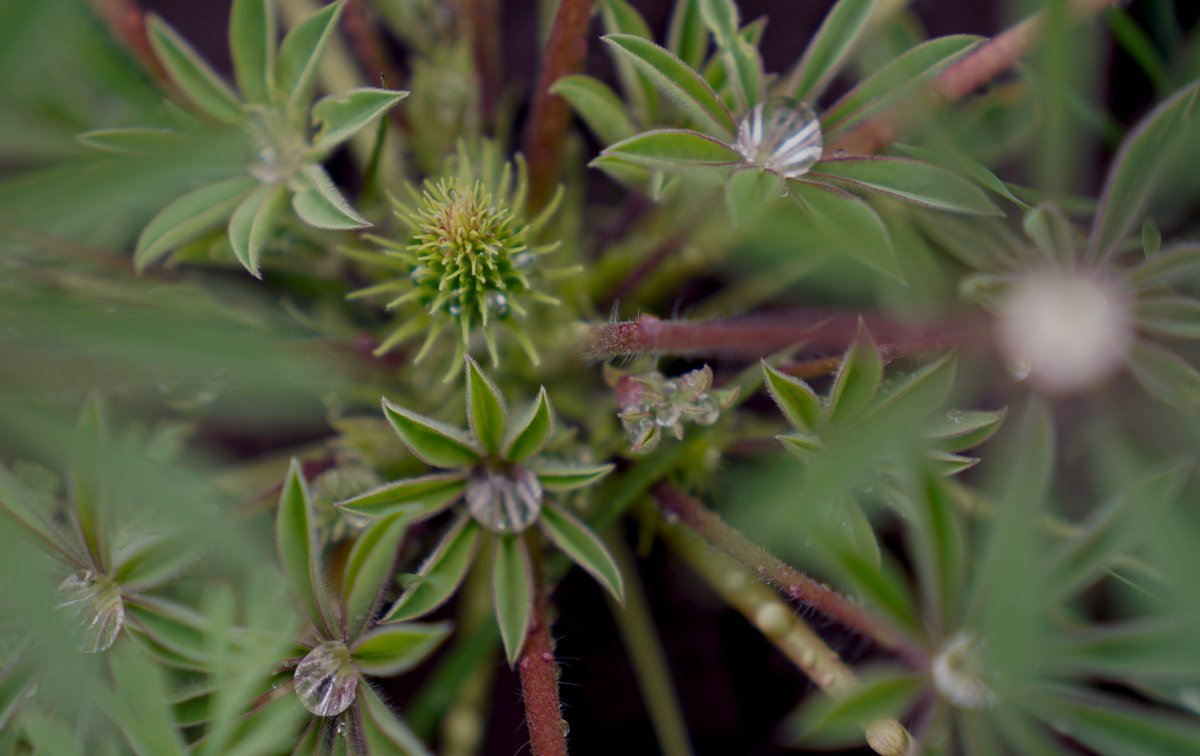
351;621;452;676
385;516;482;622
786;0;879;102
134;176;258;270
342;514;409;638
229;0;276;104
146;14;242;123
465;357;507;456
503;387;554;463
380;398;480;468
492;534;533;666
811;156;1001;216
1090;80;1200;262
539;504;624;603
552;75;638;146
276;459;332;633
602;34;736;137
311;87;408;154
601;128;743;170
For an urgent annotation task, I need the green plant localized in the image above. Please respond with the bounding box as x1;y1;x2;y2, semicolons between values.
3;0;1200;754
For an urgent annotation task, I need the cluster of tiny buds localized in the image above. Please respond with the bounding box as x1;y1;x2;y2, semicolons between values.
606;364;739;453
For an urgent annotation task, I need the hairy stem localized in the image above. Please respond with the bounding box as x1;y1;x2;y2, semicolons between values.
652;482;928;668
587;312;980;360
827;0;1118;156
661;522;914;756
519;556;568;756
606;533;694;756
522;0;592;212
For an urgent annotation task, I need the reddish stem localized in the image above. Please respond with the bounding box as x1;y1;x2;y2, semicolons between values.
88;0;169;86
464;0;503;123
521;0;592;212
652;482;928;668
826;0;1117;156
518;565;568;756
343;1;405;91
587;311;982;360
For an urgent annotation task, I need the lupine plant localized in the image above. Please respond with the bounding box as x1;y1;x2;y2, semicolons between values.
2;0;1200;754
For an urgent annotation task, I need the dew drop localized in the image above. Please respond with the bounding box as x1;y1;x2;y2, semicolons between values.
692;394;721;426
1007;356;1032;382
734;99;823;179
294;641;358;717
465;465;543;534
512;251;534;269
946;409;965;424
57;570;123;654
561;719;571;737
485;290;510;318
663;511;681;525
834;148;846;157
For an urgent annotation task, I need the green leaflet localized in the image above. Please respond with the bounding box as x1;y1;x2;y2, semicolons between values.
725;168;783;227
492;534;533;666
342;514;409;638
783;666;922;748
229;0;276;104
602;34;736;137
146;14;243;123
786;0;878;102
828;321;883;423
290;163;370;230
380;398;480;468
552;75;638;146
601;128;743;170
763;362;823;433
532;463;616;491
70;395;108;570
351;621;452;676
311;87;408;154
275;460;330;633
1127;341;1200;410
666;0;708;71
134;177;257;270
1135;296;1200;339
811;156;1001;216
503;387;554;463
539;504;625;603
788;179;902;282
465;356;507;455
1128;244;1200;290
599;0;659;123
385;516;482;622
228;182;285;277
336;473;467;519
276;0;346;116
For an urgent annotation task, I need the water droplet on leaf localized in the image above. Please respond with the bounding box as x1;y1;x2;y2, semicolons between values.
465;465;543;533
294;641;358;717
57;570;123;654
734;99;823;179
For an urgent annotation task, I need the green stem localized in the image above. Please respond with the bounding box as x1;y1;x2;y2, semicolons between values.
605;533;694;756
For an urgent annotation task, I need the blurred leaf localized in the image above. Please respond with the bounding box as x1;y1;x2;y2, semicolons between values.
532;462;615;491
1037;688;1200;755
788;179;901;280
1022;203;1077;265
75;128;192;155
146;14;242;123
360;683;432;755
0;463;77;565
311;88;408;154
812;156;1001;216
539;504;624;603
829;545;921;637
908;470;964;633
1046;619;1200;683
336;473;466;519
822;36;981;133
829;321;882;422
1127;341;1200;410
276;459;331;632
291;163;369;230
230;0;276;104
786;0;878;102
667;0;708;71
1129;243;1200;290
125;597;211;668
1090;80;1199;262
464;357;507;456
602;34;736;137
784;666;922;747
725;168;783;227
763;362;823;433
134;176;257;270
492;534;533;666
552;75;638;145
228;182;285;277
351;621;451;676
922;407;1006;452
276;0;346;116
1142;217;1162;257
104;642;186;755
21;709;82;756
342;514;409;638
599;0;660;123
111;531;204;592
504;387;554;463
1135;296;1200;339
385;516;481;622
381;398;480;468
894;142;1027;208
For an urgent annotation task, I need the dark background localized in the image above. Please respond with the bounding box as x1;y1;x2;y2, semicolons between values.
136;1;1199;753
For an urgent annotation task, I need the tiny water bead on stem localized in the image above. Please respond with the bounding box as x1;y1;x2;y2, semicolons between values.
349;148;569;374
